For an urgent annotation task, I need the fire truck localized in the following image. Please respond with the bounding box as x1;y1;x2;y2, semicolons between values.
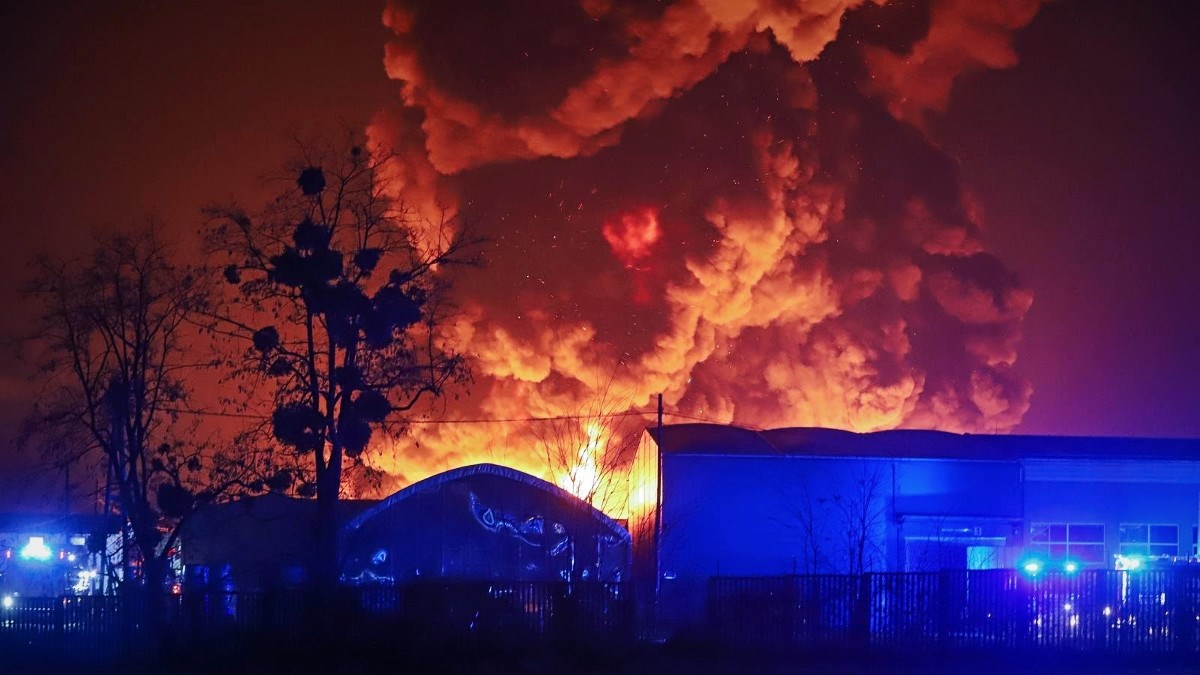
0;513;118;602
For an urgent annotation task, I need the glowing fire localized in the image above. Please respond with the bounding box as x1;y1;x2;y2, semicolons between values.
562;422;605;505
601;207;661;268
601;207;664;305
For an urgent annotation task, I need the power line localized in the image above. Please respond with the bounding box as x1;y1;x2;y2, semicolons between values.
162;406;735;427
661;410;754;427
162;407;267;420
406;410;657;425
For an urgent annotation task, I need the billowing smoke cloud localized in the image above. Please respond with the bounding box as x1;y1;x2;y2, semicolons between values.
365;0;1043;501
862;0;1045;126
379;0;869;174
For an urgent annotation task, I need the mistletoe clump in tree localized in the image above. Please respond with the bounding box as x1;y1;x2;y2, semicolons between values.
206;139;473;585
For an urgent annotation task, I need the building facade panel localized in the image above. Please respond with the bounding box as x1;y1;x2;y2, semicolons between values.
637;423;1200;634
1023;478;1200;565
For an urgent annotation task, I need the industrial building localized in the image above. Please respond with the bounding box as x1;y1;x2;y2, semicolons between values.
181;493;377;590
629;424;1200;625
342;463;630;584
182;463;630;589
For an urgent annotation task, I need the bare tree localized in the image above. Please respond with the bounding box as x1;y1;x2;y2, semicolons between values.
776;476;833;574
779;461;888;576
532;378;644;515
832;463;888;577
203;135;475;586
19;225;258;594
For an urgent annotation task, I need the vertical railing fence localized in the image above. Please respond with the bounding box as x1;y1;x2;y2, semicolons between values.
708;568;1200;654
7;572;1199;660
0;581;633;663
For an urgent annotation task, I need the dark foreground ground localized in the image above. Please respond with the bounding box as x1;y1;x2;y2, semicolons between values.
12;646;1200;675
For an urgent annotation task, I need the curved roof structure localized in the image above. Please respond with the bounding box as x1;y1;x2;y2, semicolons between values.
344;463;628;543
341;463;630;584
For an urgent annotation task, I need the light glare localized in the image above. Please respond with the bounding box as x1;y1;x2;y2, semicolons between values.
19;536;52;561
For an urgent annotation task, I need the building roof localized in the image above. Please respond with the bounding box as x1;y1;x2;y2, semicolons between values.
180;493;380;569
344;463;630;543
184;492;379;540
649;423;1200;462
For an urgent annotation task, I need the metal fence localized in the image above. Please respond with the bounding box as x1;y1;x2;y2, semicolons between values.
709;569;1200;653
0;581;633;663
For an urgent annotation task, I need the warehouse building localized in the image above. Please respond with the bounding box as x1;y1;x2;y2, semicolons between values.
184;464;631;589
628;424;1200;626
342;463;630;585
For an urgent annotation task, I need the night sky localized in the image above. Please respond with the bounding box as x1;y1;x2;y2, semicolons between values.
2;0;1198;506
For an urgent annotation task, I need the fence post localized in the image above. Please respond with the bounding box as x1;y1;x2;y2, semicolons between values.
54;596;65;651
1172;567;1194;654
853;574;872;651
937;569;951;653
706;577;718;644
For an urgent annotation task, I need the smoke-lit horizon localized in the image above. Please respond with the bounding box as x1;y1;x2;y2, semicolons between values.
4;0;1200;514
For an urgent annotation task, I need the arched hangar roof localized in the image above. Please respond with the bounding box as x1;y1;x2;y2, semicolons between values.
343;462;630;543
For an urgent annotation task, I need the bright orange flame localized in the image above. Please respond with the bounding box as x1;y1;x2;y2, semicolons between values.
601;207;661;268
370;417;637;519
562;422;604;505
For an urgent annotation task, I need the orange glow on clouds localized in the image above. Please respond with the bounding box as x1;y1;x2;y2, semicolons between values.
602;207;662;268
603;207;664;304
362;0;1046;519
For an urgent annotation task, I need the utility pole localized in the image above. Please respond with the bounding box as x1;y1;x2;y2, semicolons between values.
101;463;115;595
653;393;664;635
105;379;131;592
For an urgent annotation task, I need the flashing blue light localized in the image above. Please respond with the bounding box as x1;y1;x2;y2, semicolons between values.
1020;558;1043;577
1062;560;1080;574
2;595;13;610
19;536;52;561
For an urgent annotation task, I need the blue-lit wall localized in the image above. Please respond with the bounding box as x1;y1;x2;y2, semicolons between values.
657;454;1200;582
652;452;1200;624
658;454;1023;580
653;453;1024;630
647;442;1200;633
662;455;878;578
1022;459;1200;563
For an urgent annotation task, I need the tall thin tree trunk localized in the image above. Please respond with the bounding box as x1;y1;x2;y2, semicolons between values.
316;467;341;589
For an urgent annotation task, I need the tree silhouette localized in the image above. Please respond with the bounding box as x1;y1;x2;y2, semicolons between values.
532;377;643;516
778;462;887;575
204;136;474;586
19;225;257;595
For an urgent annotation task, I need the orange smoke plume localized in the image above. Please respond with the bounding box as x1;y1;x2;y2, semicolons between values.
862;0;1047;126
361;0;1046;515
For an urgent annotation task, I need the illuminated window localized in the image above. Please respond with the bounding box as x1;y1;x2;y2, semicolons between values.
1030;523;1105;564
1120;524;1179;557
